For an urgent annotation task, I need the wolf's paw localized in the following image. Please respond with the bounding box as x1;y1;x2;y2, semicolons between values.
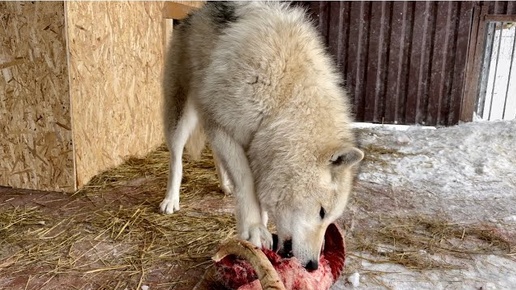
240;224;273;249
160;197;179;214
220;182;234;196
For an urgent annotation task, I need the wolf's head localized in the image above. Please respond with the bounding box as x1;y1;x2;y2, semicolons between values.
250;118;363;270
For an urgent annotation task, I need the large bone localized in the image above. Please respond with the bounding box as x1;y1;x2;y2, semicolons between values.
213;239;286;290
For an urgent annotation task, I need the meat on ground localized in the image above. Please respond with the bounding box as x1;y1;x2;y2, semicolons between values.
213;223;346;290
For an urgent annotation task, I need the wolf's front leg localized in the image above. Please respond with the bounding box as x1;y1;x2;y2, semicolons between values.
210;129;272;249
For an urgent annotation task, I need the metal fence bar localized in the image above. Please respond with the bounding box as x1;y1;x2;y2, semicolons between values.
487;23;504;120
477;22;496;118
502;25;516;119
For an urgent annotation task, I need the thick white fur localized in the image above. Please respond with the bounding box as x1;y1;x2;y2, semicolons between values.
161;2;363;268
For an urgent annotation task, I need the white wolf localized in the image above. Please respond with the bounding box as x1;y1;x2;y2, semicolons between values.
160;2;363;271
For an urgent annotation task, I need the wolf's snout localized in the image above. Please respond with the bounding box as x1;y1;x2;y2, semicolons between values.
305;259;319;271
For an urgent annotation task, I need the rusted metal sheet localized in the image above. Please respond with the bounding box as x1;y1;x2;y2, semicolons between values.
300;1;476;126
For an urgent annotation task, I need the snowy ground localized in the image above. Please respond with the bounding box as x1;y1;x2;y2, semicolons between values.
332;120;516;290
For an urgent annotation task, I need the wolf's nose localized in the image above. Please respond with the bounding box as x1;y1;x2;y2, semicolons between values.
305;259;319;271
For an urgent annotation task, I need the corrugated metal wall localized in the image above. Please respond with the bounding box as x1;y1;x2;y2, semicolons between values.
299;1;476;126
485;1;516;14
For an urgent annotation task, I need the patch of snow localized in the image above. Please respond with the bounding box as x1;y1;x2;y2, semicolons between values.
352;122;436;131
357;120;516;200
347;272;360;287
332;120;516;289
502;215;516;223
333;254;516;290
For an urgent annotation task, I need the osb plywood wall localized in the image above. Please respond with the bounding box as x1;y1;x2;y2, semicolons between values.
0;2;75;191
66;1;165;187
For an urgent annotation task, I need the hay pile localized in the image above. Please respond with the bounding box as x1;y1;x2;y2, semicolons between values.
0;146;235;289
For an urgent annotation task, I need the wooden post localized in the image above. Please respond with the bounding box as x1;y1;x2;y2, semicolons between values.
163;1;205;20
460;4;489;122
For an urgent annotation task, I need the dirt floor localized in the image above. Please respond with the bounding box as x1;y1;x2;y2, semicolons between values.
1;122;515;290
0;185;230;290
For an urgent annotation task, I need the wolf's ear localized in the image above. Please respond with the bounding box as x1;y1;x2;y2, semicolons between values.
330;147;364;167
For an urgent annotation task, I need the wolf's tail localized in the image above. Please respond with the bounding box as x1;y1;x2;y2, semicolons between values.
185;122;206;161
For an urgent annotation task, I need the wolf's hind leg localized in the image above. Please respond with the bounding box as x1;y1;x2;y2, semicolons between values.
160;100;199;214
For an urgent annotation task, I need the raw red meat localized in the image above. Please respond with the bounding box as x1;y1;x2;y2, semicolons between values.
214;223;346;290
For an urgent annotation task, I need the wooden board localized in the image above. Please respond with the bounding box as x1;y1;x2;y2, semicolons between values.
163;1;205;20
0;2;74;191
1;1;205;191
66;1;166;187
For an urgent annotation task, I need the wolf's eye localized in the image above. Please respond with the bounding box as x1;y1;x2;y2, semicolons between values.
319;207;326;219
331;155;344;166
